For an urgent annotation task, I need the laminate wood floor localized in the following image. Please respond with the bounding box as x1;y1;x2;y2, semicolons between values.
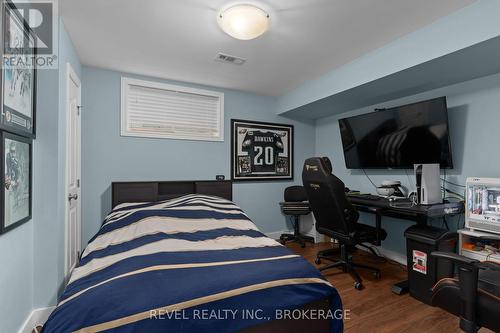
286;242;494;333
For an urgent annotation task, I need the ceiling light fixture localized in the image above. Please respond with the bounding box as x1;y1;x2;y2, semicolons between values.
217;4;270;40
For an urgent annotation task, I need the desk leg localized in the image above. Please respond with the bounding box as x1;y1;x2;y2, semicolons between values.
375;211;382;246
392;280;409;295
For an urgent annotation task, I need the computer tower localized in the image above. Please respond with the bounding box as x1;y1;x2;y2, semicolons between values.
466;177;500;234
414;163;441;205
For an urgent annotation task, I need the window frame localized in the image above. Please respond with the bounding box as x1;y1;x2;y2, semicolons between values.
120;77;225;142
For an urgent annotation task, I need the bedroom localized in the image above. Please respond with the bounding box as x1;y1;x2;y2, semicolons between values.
1;0;499;332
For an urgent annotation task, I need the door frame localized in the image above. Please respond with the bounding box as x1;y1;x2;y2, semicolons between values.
64;62;82;278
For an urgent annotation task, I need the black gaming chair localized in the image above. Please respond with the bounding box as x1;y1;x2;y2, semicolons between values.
430;252;500;333
302;157;387;290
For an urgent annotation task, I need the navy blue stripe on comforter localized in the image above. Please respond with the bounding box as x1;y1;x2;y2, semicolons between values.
42;194;342;333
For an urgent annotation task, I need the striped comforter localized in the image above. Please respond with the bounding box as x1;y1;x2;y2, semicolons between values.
43;195;342;333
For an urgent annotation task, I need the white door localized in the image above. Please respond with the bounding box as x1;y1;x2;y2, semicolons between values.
65;63;81;279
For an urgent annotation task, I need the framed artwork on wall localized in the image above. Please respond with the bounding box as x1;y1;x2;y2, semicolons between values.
0;0;37;138
231;119;294;181
0;131;32;234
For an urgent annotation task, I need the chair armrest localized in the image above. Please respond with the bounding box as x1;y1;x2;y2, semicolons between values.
430;251;479;267
431;251;499;271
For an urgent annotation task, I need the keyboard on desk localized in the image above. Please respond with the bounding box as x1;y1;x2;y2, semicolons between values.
347;193;383;201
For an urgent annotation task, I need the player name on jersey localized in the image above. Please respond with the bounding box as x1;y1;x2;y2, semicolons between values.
254;135;275;142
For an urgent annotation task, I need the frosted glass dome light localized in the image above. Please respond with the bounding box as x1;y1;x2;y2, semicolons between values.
217;4;270;40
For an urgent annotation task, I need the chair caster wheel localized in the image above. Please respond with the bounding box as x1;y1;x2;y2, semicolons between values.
315;258;321;265
373;271;381;279
354;282;364;290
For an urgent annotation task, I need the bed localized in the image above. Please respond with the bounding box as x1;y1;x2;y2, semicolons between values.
43;180;343;333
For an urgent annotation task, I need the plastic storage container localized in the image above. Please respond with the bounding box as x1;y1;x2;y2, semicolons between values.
404;225;457;304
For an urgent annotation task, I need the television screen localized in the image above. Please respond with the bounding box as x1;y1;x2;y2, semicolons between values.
338;97;453;169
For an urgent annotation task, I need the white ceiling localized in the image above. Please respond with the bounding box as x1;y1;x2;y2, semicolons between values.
60;0;475;96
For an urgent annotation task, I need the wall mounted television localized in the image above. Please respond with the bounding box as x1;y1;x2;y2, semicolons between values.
338;97;453;169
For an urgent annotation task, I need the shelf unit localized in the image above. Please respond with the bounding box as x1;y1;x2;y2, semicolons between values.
458;229;500;263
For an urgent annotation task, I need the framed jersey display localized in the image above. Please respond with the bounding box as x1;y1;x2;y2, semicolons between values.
0;0;37;138
231;119;293;181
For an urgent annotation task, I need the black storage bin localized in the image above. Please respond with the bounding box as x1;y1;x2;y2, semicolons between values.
404;225;457;304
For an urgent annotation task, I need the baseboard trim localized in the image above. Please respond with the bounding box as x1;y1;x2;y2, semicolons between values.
357;244;407;266
264;230;291;240
18;306;55;333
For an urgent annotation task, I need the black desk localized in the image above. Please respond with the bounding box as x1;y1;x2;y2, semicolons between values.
347;194;464;294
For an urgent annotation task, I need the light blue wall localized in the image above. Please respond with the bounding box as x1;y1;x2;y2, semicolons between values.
31;61;59;308
0;222;33;333
277;0;500;114
32;19;82;309
81;67;315;243
315;72;500;254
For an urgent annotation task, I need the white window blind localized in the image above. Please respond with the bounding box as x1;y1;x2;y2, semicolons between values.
121;78;224;141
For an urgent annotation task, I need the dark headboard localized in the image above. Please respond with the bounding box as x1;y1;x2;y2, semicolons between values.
112;180;232;208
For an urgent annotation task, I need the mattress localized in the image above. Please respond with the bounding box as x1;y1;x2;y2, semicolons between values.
43;194;342;332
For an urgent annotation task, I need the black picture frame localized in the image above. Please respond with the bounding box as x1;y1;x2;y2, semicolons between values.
0;131;32;234
0;0;37;138
231;119;294;181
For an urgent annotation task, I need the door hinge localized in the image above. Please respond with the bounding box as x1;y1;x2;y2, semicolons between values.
77;105;82;116
77;179;80;188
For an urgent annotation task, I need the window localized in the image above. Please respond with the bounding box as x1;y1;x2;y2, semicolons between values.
121;78;224;141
